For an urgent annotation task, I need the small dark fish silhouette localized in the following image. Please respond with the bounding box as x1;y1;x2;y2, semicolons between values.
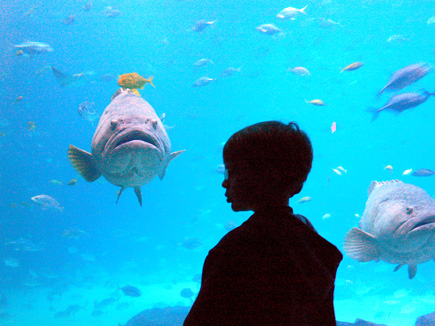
180;288;195;299
412;169;435;177
377;63;431;97
121;285;141;297
368;90;434;121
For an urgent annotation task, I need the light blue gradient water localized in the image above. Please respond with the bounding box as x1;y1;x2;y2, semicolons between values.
1;0;435;325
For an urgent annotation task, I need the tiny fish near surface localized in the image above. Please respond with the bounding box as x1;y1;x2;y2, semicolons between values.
344;180;435;279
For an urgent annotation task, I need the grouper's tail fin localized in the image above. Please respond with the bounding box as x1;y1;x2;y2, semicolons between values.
68;145;101;182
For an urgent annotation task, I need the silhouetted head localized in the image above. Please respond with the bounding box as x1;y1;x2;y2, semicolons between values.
222;121;313;212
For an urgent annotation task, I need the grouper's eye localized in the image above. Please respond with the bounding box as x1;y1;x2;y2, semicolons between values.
406;207;414;215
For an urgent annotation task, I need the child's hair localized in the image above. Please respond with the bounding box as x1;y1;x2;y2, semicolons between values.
223;121;313;192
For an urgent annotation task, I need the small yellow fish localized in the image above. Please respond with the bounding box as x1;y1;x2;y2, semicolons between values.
118;72;155;89
297;196;312;204
28;121;35;131
340;62;363;73
67;179;78;186
50;179;63;185
305;99;325;106
332;168;342;175
384;165;393;171
402;168;413;176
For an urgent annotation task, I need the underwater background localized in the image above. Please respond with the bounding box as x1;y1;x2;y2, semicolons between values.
1;0;435;325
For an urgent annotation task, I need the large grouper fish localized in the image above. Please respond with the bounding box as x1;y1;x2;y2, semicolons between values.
68;88;184;206
344;180;435;279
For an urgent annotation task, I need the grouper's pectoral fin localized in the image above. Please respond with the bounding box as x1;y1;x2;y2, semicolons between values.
158;149;186;180
134;187;142;207
343;227;380;262
68;145;101;182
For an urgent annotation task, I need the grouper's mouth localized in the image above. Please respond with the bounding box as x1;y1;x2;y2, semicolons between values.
109;129;161;154
409;215;435;232
397;214;435;236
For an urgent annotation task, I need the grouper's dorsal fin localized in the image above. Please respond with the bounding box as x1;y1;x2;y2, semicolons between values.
158;149;186;180
134;187;142;207
68;145;101;182
368;179;402;196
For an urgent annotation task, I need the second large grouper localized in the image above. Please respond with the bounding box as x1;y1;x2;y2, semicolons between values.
344;180;435;279
68;88;184;206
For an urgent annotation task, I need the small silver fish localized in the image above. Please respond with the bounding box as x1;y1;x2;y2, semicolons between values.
220;67;241;78
193;19;216;32
192;77;215;87
194;59;214;67
256;24;282;36
31;195;64;213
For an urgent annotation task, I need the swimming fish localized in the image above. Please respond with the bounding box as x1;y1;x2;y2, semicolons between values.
121;285;141;297
178;237;203;249
411;169;435;177
63;14;76;25
12;41;53;58
340;62;363;73
31;195;64;213
194;59;213;68
403;169;413;176
344;180;435;279
384;165;393;171
28;121;35;131
377;63;431;97
83;1;93;11
220;67;241;78
118;73;155;89
192;19;216;32
68;89;184;206
192;77;215;87
368;90;434;121
103;6;121;18
256;24;282;36
51;66;89;88
305;99;325;106
276;5;307;20
297;196;312;203
289;67;310;76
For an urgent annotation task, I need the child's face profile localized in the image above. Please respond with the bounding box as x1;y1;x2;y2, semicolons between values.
222;162;260;212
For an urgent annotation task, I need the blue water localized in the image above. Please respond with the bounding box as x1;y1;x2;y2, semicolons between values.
2;0;435;325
